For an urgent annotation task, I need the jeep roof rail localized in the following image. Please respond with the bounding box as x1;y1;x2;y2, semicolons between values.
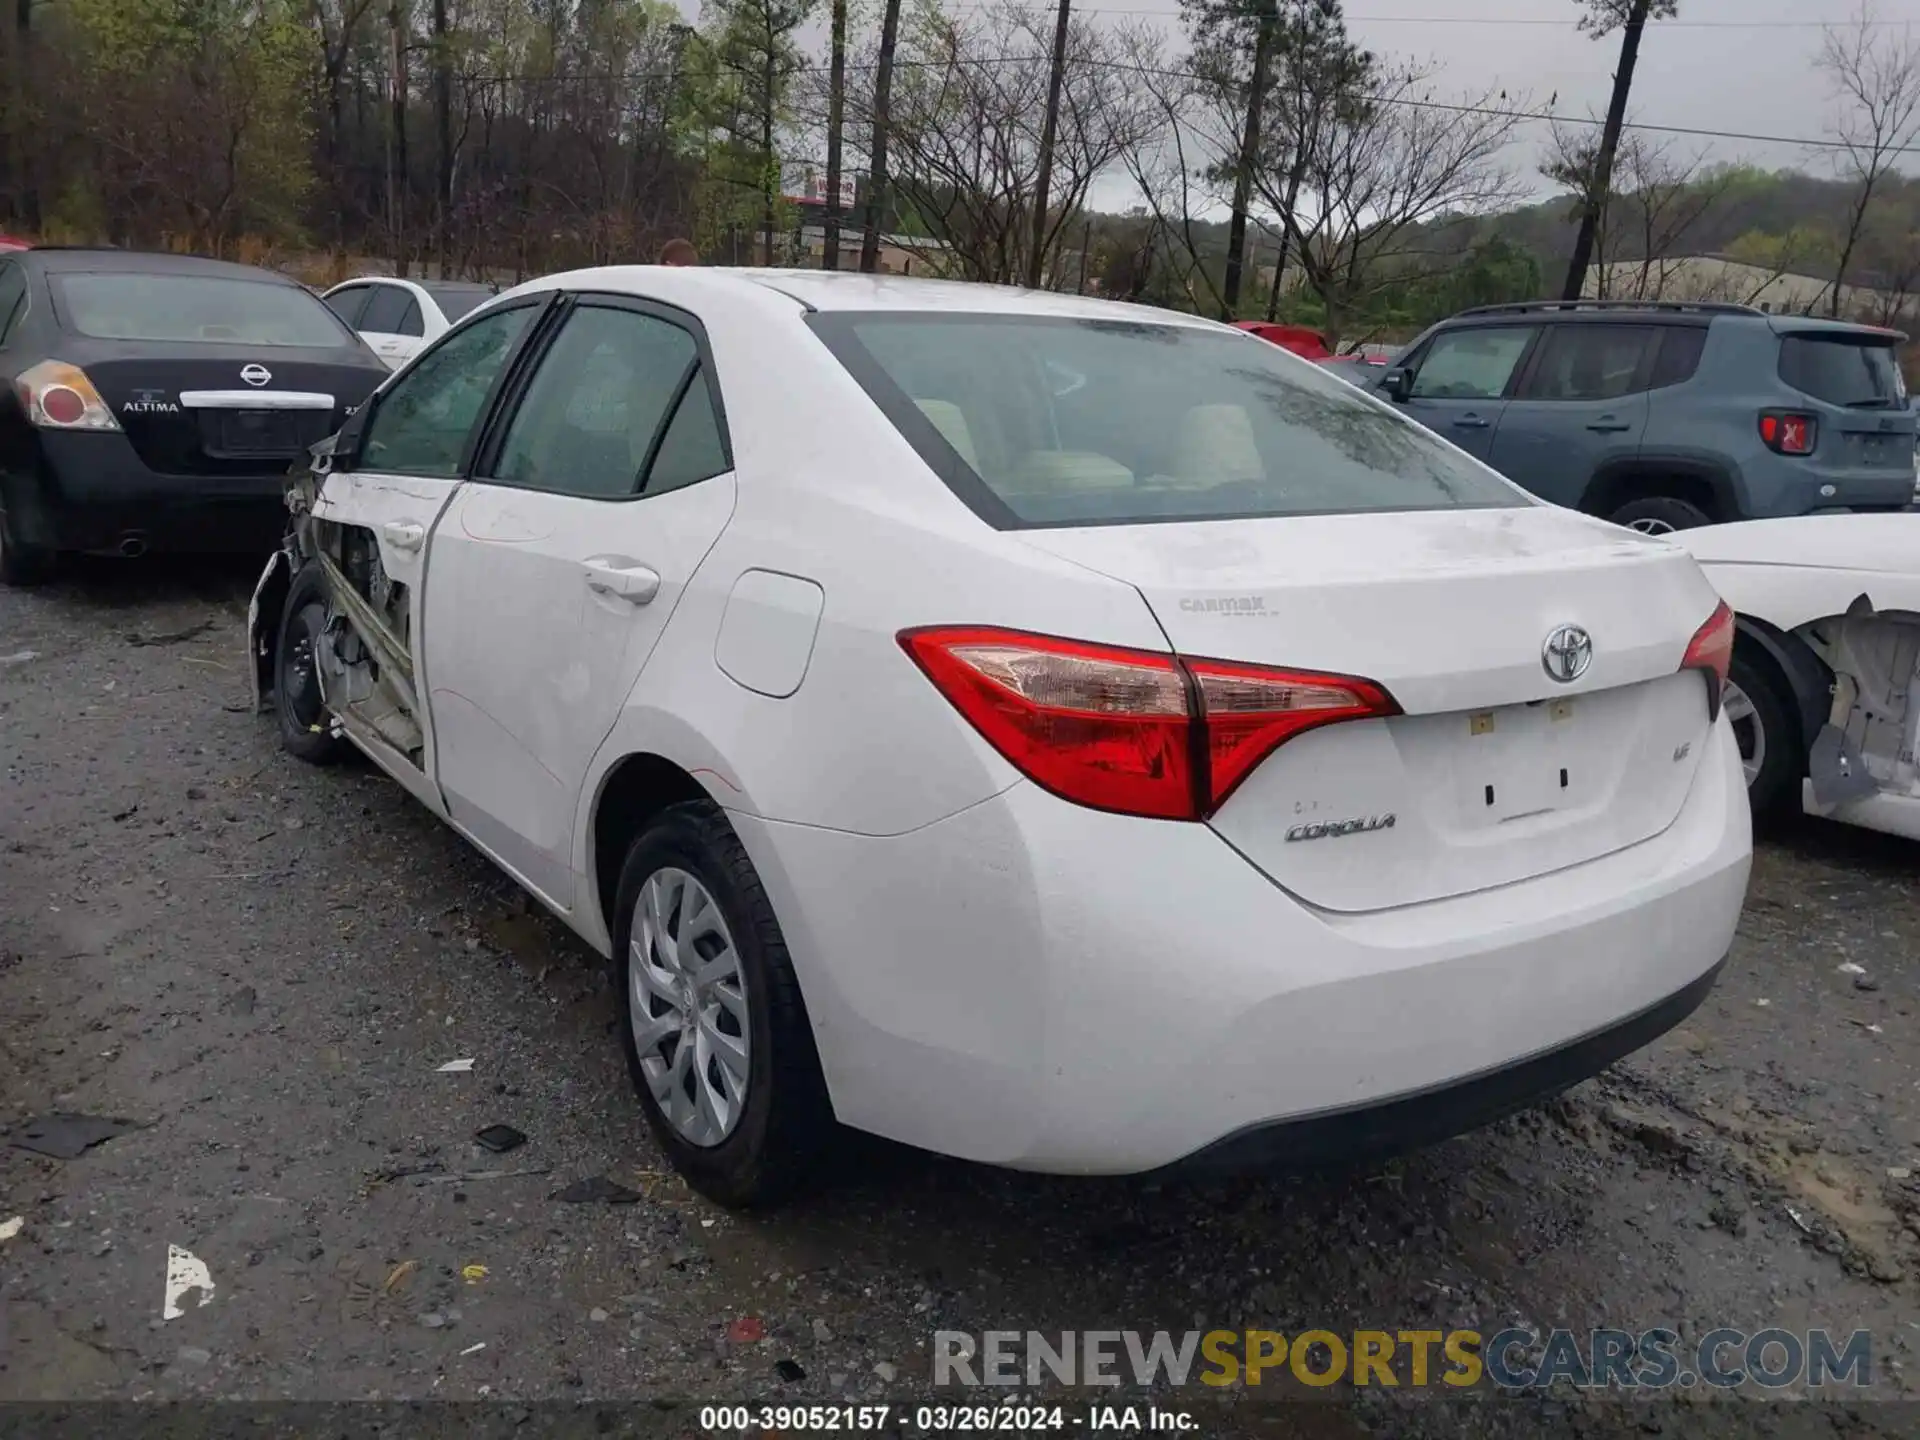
1454;299;1765;318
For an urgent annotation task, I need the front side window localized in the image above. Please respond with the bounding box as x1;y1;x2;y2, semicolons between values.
359;304;536;477
1521;325;1657;402
1408;326;1537;401
50;272;355;347
810;313;1525;528
1780;334;1905;408
361;286;415;335
490;305;701;499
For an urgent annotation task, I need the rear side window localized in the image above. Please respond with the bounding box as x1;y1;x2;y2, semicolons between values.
324;286;370;328
1649;326;1707;389
1408;326;1536;400
1520;325;1657;401
50;272;354;347
809;312;1524;528
1779;335;1905;408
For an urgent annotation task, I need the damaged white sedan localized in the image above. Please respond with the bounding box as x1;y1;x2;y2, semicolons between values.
1676;514;1920;840
249;267;1750;1208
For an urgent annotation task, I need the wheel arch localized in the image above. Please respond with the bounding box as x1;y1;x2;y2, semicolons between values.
585;751;722;953
1579;457;1742;523
1733;612;1831;756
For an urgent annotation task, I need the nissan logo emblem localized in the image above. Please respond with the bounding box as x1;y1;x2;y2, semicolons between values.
240;364;272;387
1542;624;1594;684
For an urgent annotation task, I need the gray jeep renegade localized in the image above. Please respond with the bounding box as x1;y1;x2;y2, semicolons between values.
1376;300;1917;532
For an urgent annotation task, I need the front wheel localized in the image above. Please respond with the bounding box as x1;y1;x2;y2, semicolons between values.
274;563;348;765
1724;650;1801;820
612;800;831;1208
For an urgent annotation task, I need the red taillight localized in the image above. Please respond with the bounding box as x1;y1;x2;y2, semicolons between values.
14;361;120;432
1758;411;1815;456
1682;600;1735;721
899;626;1399;821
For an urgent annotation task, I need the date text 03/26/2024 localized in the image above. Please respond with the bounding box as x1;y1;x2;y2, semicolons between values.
699;1406;1197;1433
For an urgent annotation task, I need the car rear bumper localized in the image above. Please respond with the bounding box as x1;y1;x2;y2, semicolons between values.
732;711;1751;1174
10;431;294;555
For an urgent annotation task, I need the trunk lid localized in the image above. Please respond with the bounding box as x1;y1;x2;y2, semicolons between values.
1018;505;1725;912
75;347;385;478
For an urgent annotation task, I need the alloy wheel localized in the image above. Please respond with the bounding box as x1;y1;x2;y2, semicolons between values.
1628;517;1677;536
1721;679;1766;790
628;867;751;1147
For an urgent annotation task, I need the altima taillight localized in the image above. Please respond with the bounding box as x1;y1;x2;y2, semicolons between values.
1681;600;1735;721
14;361;120;432
899;626;1400;820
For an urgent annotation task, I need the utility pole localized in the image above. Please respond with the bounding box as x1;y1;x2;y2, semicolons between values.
824;0;848;271
1027;0;1072;289
1222;2;1278;319
1562;0;1655;301
860;0;904;273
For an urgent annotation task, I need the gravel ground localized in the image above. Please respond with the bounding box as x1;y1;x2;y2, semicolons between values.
3;557;1919;1436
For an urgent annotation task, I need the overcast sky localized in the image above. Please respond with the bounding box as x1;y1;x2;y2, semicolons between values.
748;0;1920;214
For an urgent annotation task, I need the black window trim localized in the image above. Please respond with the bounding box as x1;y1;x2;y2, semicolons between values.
1509;321;1664;402
324;282;372;328
466;290;734;504
806;309;1528;533
0;259;27;346
344;292;559;479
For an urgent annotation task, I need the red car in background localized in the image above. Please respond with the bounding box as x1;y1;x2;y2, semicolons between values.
1232;320;1330;360
0;235;31;253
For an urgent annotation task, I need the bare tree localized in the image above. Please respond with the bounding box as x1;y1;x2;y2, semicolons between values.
848;4;1163;285
860;0;904;272
1561;0;1678;300
1545;124;1726;300
1256;65;1526;344
1819;2;1920;316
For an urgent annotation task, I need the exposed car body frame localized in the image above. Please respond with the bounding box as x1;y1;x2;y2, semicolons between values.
1677;514;1920;840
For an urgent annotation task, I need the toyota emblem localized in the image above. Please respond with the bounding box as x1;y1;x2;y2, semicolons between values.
240;363;272;387
1542;624;1594;684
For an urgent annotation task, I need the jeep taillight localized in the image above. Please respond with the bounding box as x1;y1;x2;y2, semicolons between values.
1758;411;1815;456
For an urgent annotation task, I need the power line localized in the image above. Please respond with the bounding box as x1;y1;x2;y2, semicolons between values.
943;2;1911;28
459;52;1918;157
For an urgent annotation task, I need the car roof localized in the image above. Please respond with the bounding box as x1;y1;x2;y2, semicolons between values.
24;247;304;285
502;265;1228;330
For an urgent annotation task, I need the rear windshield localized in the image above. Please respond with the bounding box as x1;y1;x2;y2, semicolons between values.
50;272;355;347
808;313;1523;527
423;283;498;322
1778;334;1906;408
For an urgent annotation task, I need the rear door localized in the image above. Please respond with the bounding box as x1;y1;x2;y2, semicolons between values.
422;294;736;909
1776;329;1918;504
1390;324;1537;462
358;284;427;370
1487;323;1657;505
311;297;546;803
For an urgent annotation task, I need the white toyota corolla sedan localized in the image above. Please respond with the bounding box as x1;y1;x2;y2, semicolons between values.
247;268;1752;1207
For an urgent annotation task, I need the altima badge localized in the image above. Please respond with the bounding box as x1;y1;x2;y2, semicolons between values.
1286;814;1396;842
1542;624;1593;684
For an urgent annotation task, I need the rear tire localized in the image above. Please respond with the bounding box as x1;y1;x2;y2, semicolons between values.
1725;649;1801;821
0;504;56;587
1607;495;1713;535
613;800;832;1209
274;563;348;765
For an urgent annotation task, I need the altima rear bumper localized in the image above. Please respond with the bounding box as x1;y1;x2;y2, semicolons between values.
730;713;1751;1175
12;431;292;555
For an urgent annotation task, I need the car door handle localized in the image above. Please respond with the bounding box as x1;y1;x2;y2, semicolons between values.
1586;418;1632;432
382;521;426;551
582;559;661;605
1452;415;1490;429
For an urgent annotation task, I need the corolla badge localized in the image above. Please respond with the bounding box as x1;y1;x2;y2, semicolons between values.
240;363;272;387
1285;814;1396;843
1542;624;1593;684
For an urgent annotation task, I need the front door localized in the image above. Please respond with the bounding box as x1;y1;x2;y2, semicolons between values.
422;294;736;909
1487;323;1657;506
1393;324;1538;463
311;298;545;805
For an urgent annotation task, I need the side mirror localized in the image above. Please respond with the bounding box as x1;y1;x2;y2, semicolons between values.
1381;368;1412;402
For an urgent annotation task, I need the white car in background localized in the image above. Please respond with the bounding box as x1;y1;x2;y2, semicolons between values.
248;268;1752;1207
1676;514;1920;840
319;276;500;369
